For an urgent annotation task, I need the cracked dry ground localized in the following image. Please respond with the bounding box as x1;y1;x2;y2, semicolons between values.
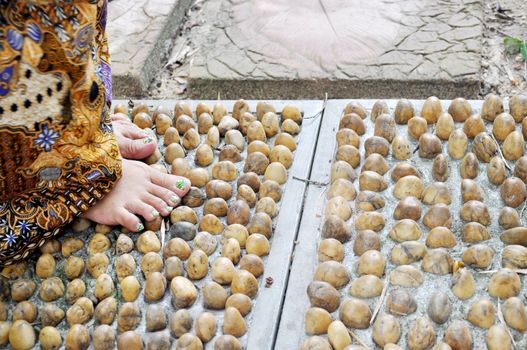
147;0;525;99
191;0;481;82
109;0;176;74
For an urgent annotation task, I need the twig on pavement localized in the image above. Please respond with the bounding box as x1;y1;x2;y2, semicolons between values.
498;297;517;348
347;328;371;350
490;133;512;171
292;176;328;187
370;273;390;326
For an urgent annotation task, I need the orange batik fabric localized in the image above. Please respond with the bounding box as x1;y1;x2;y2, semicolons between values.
0;0;121;265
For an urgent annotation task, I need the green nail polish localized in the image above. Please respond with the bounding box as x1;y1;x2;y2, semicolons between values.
171;196;180;204
166;206;173;212
136;223;144;231
143;137;154;144
176;180;187;190
152;210;160;217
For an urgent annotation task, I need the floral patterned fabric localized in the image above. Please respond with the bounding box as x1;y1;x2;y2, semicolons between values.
0;0;122;265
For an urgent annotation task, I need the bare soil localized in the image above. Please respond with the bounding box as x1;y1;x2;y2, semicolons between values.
480;0;527;97
146;0;206;99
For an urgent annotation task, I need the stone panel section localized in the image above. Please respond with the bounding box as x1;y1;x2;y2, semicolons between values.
188;0;484;99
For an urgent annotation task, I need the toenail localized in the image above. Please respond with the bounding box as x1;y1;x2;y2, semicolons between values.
166;206;173;212
152;210;160;217
175;180;187;190
143;137;154;144
136;223;144;231
170;196;181;205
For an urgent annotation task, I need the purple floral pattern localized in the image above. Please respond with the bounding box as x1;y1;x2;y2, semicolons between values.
34;124;59;152
101;61;112;102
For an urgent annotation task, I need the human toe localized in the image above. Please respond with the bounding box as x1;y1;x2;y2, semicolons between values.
142;192;173;217
120;136;157;160
115;208;144;232
150;171;191;198
148;184;181;208
125;200;160;222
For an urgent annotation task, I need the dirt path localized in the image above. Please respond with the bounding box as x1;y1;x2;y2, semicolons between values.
480;0;527;97
146;0;208;99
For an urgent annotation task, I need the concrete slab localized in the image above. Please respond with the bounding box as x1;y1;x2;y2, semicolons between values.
110;100;324;349
108;0;193;97
274;99;527;350
188;0;484;99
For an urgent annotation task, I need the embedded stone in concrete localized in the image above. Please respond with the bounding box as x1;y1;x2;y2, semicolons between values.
108;0;193;97
188;0;484;99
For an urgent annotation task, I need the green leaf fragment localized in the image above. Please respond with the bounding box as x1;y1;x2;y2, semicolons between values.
521;42;527;60
503;36;523;54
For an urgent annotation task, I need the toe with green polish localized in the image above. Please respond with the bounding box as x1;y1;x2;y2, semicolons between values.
166;206;173;212
176;180;187;190
170;196;180;204
136;223;144;231
152;210;160;217
143;137;154;144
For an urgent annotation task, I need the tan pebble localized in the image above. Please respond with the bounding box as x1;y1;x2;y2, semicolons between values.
452;268;475;300
444;320;472;350
39;326;62;350
8;320;35;350
486;324;512;350
117;331;143;350
427;292;452;324
339;298;371;329
467;298;496;328
386;289;417;315
372;314;401;348
65;324;90;350
488;268;521;298
407;317;436;350
327;320;352;350
93;325;115;350
502;297;527;332
223;307;247;337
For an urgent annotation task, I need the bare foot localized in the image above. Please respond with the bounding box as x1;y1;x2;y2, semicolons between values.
111;115;157;160
82;159;190;232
